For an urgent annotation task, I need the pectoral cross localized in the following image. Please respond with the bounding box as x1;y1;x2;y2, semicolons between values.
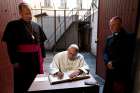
32;34;35;40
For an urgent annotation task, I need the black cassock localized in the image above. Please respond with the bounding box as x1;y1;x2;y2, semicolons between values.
103;28;135;93
2;19;47;93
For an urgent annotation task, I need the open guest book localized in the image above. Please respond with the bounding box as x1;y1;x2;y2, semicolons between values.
48;71;90;85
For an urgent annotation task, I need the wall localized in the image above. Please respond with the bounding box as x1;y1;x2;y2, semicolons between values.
90;10;98;56
133;13;140;93
54;22;79;51
90;0;99;56
36;15;78;50
0;0;22;93
37;16;55;42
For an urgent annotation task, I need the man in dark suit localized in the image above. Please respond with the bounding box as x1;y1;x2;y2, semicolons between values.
103;16;135;93
2;3;47;93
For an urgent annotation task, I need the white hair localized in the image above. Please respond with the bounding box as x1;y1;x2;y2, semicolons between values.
68;44;79;51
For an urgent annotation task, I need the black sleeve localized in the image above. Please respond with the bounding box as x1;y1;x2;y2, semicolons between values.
2;22;13;42
39;26;47;58
39;26;47;42
103;38;110;64
6;43;19;64
40;43;47;58
2;22;19;64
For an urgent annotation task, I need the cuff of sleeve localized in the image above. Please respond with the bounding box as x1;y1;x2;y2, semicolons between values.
79;67;89;74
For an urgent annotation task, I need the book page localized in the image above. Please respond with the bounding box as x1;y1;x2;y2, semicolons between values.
34;76;48;82
48;71;90;84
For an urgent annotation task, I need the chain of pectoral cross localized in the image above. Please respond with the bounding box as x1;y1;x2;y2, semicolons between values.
24;22;35;40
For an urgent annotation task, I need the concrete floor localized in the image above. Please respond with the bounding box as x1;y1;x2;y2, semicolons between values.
43;52;104;93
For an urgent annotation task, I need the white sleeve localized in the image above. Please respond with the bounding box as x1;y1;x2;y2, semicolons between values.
78;55;89;74
49;55;60;74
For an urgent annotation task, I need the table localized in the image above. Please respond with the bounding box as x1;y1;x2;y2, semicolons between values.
28;74;99;93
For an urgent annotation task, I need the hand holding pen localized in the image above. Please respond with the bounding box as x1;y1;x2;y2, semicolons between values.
54;71;64;79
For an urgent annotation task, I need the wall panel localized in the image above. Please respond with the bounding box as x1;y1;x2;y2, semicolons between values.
0;0;22;93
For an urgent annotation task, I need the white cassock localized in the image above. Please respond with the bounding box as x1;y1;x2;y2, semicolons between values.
49;51;89;74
